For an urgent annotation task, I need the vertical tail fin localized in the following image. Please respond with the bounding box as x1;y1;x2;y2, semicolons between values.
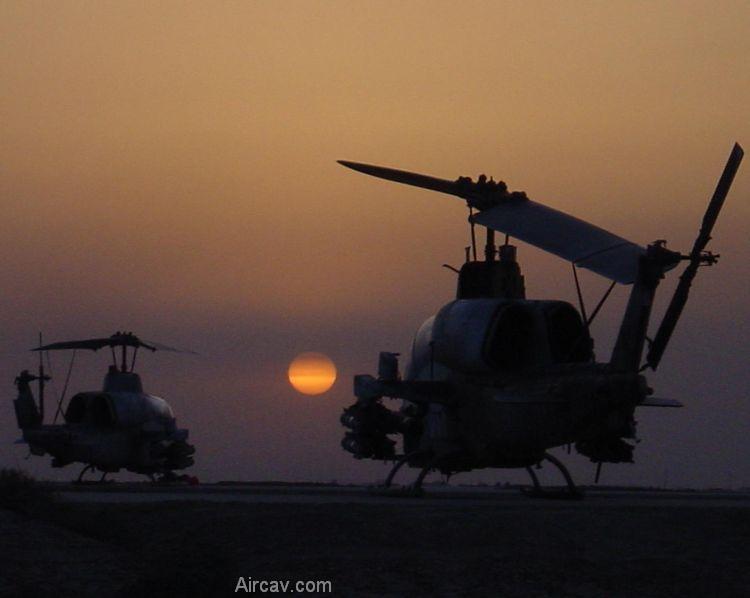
610;244;681;371
13;371;42;429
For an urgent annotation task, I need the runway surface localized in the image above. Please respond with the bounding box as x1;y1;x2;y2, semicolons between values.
51;481;750;508
8;482;750;596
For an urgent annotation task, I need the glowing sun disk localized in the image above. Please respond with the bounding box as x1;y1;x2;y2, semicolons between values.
288;352;337;395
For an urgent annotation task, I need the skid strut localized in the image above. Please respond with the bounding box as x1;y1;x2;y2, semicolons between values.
75;464;93;484
412;462;434;493
522;453;583;499
384;452;415;488
525;466;541;491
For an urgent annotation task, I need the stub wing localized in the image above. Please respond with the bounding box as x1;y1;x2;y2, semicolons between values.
638;397;683;408
472;201;645;284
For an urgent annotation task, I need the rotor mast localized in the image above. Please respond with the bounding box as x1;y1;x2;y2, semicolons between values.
457;220;524;300
457;181;525;300
484;228;496;262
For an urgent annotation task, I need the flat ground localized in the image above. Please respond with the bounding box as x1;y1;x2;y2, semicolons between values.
3;485;750;597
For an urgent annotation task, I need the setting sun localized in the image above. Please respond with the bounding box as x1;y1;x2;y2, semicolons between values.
288;352;337;395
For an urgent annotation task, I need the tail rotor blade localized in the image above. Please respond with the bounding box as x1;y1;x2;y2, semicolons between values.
690;142;744;257
646;143;743;370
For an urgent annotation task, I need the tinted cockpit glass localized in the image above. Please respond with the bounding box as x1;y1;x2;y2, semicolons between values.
90;394;115;426
485;305;535;370
545;304;592;363
65;394;87;423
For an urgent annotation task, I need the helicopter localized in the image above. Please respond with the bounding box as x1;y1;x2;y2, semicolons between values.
13;331;196;482
338;143;743;497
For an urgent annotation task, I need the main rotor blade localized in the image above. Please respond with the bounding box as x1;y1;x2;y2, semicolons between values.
473;202;646;284
338;161;477;202
31;332;193;354
142;339;199;355
340;159;647;284
33;338;118;352
646;143;744;371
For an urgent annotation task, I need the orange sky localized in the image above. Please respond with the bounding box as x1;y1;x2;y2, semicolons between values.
1;2;749;486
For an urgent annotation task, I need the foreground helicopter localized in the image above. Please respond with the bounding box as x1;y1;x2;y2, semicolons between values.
338;143;743;497
13;332;196;482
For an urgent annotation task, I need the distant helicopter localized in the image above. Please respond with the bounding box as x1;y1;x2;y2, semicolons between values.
13;331;196;482
338;144;743;497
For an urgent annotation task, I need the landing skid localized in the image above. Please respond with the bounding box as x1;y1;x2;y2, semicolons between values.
154;470;179;483
368;485;424;498
373;451;583;500
521;453;583;500
151;471;199;485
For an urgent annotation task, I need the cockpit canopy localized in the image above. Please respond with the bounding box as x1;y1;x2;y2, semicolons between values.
409;299;593;377
65;392;116;426
65;391;175;427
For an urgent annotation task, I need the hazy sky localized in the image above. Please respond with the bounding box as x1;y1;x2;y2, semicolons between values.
2;1;749;487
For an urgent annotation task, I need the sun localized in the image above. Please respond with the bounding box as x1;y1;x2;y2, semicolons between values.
288;352;337;395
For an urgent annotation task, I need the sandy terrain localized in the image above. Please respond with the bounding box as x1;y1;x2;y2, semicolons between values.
0;508;135;596
2;486;750;597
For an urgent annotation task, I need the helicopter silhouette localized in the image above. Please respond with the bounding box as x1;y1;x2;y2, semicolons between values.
13;331;196;482
338;143;743;497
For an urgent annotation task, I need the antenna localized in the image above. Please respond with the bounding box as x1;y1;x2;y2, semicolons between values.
468;206;477;261
53;350;76;424
38;332;45;423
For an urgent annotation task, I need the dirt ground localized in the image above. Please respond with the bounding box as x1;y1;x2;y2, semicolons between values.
2;495;750;597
